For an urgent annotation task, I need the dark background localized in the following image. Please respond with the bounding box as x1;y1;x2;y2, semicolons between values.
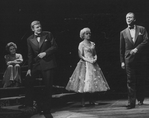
1;0;149;92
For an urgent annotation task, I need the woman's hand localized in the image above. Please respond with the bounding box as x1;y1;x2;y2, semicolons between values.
7;61;14;65
93;55;97;63
15;59;23;63
83;57;94;64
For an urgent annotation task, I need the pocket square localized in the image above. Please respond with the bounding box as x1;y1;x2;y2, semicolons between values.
139;32;142;35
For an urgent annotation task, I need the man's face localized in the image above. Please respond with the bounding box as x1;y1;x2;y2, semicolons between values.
126;13;135;26
32;24;42;34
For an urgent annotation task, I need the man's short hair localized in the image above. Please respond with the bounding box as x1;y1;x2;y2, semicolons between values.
31;20;40;30
126;12;136;19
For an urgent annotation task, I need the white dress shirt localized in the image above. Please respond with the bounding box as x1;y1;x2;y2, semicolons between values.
129;25;136;43
37;37;40;42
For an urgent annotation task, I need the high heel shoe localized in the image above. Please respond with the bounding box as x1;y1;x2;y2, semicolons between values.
81;99;85;107
81;93;85;107
81;102;85;107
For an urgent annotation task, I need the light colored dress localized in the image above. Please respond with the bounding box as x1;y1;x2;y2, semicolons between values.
3;53;23;88
66;41;110;93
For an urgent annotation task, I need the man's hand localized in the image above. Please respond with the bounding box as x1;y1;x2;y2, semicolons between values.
121;62;125;69
130;48;138;55
38;52;46;58
26;69;31;76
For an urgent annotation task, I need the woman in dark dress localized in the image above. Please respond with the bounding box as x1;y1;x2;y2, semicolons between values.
3;42;23;88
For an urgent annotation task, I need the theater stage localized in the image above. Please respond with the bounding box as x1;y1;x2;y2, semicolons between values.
1;92;149;118
51;98;149;118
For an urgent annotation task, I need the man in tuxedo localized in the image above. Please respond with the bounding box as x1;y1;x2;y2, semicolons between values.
120;12;148;109
24;20;57;118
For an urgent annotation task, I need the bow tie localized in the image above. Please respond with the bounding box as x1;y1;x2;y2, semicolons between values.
129;26;134;29
35;34;41;37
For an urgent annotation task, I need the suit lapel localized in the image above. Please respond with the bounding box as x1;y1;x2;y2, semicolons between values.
30;33;47;49
134;25;139;44
39;34;46;48
31;36;39;48
125;28;134;44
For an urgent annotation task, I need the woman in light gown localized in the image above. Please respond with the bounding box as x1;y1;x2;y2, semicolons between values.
66;28;110;106
3;42;23;88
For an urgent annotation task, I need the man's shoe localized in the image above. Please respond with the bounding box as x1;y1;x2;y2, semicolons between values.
18;105;28;109
138;101;143;105
126;104;135;109
30;114;53;118
38;110;53;118
44;114;53;118
126;103;130;107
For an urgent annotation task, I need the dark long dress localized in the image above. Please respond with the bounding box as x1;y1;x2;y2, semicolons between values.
3;53;23;88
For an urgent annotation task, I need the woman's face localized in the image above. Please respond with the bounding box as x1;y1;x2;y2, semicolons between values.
83;31;91;40
9;46;16;54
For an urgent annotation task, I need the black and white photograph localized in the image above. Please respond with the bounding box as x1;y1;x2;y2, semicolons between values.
0;0;149;118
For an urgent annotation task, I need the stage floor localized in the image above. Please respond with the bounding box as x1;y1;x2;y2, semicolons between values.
52;98;149;118
1;95;149;118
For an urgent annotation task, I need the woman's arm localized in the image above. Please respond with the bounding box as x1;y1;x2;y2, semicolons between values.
4;55;12;66
14;54;23;64
8;54;23;65
78;50;93;63
93;55;97;63
92;42;97;63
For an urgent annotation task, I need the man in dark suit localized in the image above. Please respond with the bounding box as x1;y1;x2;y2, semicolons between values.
120;12;148;109
25;20;57;118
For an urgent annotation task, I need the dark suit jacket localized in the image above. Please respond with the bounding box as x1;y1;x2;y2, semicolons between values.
27;31;57;71
120;25;148;65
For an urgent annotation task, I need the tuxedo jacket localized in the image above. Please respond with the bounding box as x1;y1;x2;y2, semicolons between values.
27;31;57;71
120;25;148;65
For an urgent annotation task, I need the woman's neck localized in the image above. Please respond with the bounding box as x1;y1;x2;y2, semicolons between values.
83;39;90;43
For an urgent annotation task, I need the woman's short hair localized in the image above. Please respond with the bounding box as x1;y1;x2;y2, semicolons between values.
30;20;40;31
80;27;91;39
6;42;17;53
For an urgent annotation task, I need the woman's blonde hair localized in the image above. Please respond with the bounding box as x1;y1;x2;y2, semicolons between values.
80;27;91;39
